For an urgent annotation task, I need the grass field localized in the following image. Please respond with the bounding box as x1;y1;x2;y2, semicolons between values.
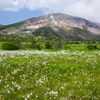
0;50;100;100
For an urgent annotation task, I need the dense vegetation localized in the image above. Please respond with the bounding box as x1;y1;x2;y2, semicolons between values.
2;42;19;50
0;21;25;31
0;33;34;42
0;39;100;51
0;24;4;28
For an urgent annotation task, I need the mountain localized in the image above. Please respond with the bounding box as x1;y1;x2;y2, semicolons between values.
0;13;100;41
0;24;4;28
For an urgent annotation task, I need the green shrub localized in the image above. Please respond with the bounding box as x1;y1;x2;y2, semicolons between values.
57;40;62;49
36;43;41;50
74;41;80;44
45;41;52;49
30;41;41;50
2;42;19;50
87;44;97;50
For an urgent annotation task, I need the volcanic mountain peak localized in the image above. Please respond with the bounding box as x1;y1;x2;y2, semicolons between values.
0;13;100;41
22;13;100;34
49;13;100;34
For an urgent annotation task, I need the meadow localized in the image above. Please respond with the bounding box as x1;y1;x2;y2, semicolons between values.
0;50;100;100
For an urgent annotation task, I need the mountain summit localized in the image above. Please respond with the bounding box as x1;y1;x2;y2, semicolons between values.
0;13;100;40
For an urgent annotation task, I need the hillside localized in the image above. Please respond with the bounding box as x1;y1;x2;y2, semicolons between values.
32;25;99;41
0;24;4;28
0;13;100;41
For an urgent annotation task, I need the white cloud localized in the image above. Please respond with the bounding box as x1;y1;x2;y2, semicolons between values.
0;0;27;11
0;0;100;22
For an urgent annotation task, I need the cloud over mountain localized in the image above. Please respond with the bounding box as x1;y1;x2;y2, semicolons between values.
0;0;27;11
0;0;100;22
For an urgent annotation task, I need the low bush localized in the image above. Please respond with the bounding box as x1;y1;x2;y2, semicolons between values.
45;41;52;49
87;44;97;50
2;42;19;50
57;40;62;49
30;41;41;50
35;43;41;50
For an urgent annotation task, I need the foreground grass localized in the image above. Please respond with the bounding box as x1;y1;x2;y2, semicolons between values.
0;50;100;100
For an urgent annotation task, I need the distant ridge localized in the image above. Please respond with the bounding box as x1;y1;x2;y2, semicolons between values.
0;24;4;28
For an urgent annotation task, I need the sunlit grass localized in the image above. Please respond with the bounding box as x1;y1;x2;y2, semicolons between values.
0;50;100;100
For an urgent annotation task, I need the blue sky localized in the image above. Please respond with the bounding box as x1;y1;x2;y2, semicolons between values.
0;0;100;25
0;9;44;25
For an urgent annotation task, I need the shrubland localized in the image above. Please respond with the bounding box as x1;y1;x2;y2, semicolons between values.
0;40;100;51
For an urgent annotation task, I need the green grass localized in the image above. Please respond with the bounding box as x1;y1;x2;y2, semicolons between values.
64;44;99;51
0;50;100;100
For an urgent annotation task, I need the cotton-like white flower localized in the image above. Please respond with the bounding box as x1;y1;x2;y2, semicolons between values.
8;91;10;93
17;86;21;90
27;94;30;98
49;91;58;95
35;95;38;98
61;87;64;89
30;93;32;95
25;98;27;100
